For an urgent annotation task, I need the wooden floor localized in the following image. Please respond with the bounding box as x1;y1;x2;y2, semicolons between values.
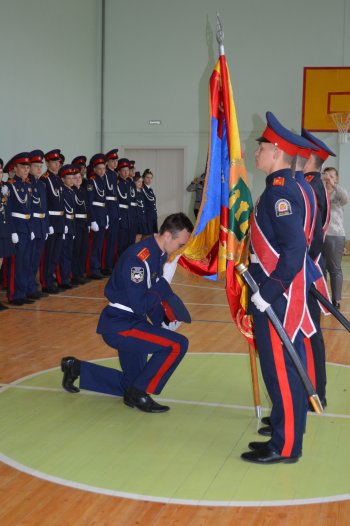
1;260;350;526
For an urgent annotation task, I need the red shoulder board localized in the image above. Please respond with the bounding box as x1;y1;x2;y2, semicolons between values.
137;247;150;261
25;177;31;184
41;172;49;179
8;179;15;185
305;175;314;183
273;177;285;186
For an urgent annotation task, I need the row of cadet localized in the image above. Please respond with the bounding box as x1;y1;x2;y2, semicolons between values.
0;149;158;308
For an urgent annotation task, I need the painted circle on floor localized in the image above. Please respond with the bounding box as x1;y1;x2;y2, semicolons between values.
1;353;350;506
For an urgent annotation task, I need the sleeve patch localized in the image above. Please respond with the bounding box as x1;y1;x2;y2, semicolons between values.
131;266;144;283
136;247;150;261
275;199;292;217
273;177;285;186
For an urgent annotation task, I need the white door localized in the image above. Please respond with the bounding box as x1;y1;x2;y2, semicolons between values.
124;148;185;225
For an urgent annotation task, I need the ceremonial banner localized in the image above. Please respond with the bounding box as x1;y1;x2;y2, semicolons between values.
179;51;255;347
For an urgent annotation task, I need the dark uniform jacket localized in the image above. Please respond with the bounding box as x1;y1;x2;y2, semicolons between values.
62;185;76;236
7;176;32;235
41;170;65;233
28;174;49;239
85;175;107;228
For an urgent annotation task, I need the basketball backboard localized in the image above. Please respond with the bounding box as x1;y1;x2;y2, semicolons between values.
302;67;350;132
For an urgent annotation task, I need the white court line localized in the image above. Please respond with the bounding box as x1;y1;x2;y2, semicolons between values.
0;452;349;508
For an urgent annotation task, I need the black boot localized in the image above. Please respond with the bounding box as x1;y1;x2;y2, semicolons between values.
124;386;169;413
61;356;81;393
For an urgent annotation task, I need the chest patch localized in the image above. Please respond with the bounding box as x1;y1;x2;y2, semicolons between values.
131;267;144;283
275;199;292;217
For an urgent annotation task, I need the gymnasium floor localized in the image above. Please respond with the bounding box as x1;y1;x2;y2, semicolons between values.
0;258;349;525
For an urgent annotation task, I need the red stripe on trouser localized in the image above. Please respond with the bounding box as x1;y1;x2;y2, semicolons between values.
86;231;93;275
39;248;46;287
304;337;316;389
8;255;16;301
119;328;181;394
268;320;294;457
56;264;62;285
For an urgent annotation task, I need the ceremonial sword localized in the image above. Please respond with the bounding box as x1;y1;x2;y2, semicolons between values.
237;263;323;414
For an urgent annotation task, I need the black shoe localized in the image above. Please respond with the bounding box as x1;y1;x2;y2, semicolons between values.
258;425;272;437
332;300;340;309
8;299;24;306
27;292;41;300
89;273;104;280
58;283;73;290
0;302;9;311
241;446;300;464
124;387;170;413
261;416;271;427
22;298;35;304
248;440;271;451
61;356;81;393
42;286;60;294
101;268;112;276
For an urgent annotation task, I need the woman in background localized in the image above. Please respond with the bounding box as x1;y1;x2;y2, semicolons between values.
322;167;349;309
142;169;158;235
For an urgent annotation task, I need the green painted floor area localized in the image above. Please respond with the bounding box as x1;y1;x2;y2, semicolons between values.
1;354;350;504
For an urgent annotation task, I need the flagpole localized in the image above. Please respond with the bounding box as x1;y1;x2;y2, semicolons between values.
216;13;262;421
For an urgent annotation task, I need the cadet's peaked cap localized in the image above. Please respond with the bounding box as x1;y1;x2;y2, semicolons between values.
89;153;106;167
72;155;87;165
59;153;65;163
162;294;191;324
72;164;82;174
12;152;31;165
45;149;61;161
30;150;45;163
117;158;130;170
105;149;119;160
3;158;15;173
257;112;310;157
301;129;336;161
58;164;76;178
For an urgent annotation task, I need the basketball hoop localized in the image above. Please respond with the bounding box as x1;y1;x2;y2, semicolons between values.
331;112;350;143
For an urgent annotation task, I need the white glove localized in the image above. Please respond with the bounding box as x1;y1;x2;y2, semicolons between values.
49;226;54;235
62;234;65;240
161;320;182;331
163;254;181;284
12;233;19;244
106;215;109;230
64;225;68;234
91;221;99;232
251;290;270;312
30;232;35;240
45;234;48;240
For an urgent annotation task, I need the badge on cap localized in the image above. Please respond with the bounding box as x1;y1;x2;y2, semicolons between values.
131;267;144;283
275;199;292;217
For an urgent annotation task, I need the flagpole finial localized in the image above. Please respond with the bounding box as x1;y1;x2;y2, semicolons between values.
216;13;225;55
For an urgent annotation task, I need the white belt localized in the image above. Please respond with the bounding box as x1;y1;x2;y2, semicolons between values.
76;213;87;219
33;212;45;219
119;204;129;209
12;212;30;220
106;196;117;201
109;302;134;313
130;202;137;207
92;201;105;207
250;254;258;263
66;214;74;220
49;211;64;216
